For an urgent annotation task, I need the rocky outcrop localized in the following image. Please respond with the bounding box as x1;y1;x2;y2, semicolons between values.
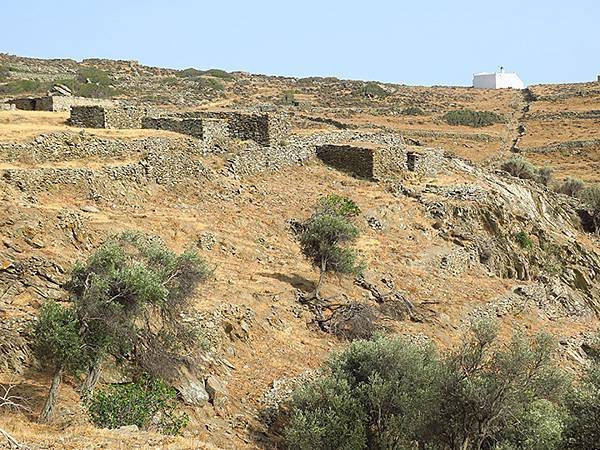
403;157;600;315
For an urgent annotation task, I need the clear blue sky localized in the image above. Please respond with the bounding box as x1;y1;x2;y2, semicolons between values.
1;0;598;86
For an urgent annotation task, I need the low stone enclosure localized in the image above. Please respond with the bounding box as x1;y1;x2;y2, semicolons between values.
143;111;290;147
315;142;444;180
70;105;146;129
69;105;291;147
7;95;114;112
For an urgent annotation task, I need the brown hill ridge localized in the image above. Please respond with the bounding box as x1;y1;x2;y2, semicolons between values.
0;54;599;449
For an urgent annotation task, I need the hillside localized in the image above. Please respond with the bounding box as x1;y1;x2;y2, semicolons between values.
0;54;599;449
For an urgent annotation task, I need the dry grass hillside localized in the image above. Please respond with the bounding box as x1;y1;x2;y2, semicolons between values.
0;54;599;449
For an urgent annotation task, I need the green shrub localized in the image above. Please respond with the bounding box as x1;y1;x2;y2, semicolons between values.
580;185;600;230
177;67;203;78
501;157;538;181
87;376;188;435
316;194;361;218
53;76;118;99
556;177;585;197
296;195;364;297
281;90;297;105
361;82;389;98
178;68;233;80
196;77;225;92
285;335;439;449
514;230;533;249
401;106;425;116
0;79;49;95
69;231;210;398
286;377;366;450
199;68;233;80
0;66;10;81
284;322;570;450
538;166;554;186
442;109;504;127
77;67;112;86
563;355;600;449
76;82;118;99
31;300;87;422
159;77;180;86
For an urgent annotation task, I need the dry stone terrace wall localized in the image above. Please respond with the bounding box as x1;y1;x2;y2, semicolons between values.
0;134;210;192
70;105;145;128
70;105;105;128
202;118;229;146
8;95;114;112
316;144;377;179
0;132;205;165
222;130;444;178
176;111;291;146
141;116;205;138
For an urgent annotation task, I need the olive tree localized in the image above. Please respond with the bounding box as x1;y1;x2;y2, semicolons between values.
427;321;569;450
297;195;364;298
580;185;600;231
67;231;210;398
30;301;87;422
562;343;600;449
283;321;570;450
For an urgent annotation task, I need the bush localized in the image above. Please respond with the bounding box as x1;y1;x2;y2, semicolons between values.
285;334;441;449
54;75;118;99
177;67;203;78
556;177;585;197
563;360;600;448
76;82;118;99
580;185;600;230
199;68;233;80
316;194;361;218
178;68;233;80
77;67;112;86
281;90;297;105
501;157;538;180
361;82;389;98
284;322;570;450
68;231;210;397
296;195;364;297
442;109;504;127
514;231;533;249
401;106;425;116
538;166;554;186
30;301;87;422
196;77;225;92
0;79;49;95
0;66;10;81
87;376;188;435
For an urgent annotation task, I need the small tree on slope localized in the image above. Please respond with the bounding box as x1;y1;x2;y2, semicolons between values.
31;300;87;422
67;230;210;399
296;195;364;299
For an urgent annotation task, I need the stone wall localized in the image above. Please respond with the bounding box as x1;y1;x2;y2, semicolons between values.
9;95;114;112
0;132;204;165
104;106;144;128
69;106;105;128
175;111;290;146
316;144;376;179
8;98;36;110
0;133;209;192
141;116;204;138
315;143;409;180
70;105;143;129
202;118;229;146
37;96;114;112
405;148;445;175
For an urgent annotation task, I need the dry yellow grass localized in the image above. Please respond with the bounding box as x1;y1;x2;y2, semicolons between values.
0;110;183;142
